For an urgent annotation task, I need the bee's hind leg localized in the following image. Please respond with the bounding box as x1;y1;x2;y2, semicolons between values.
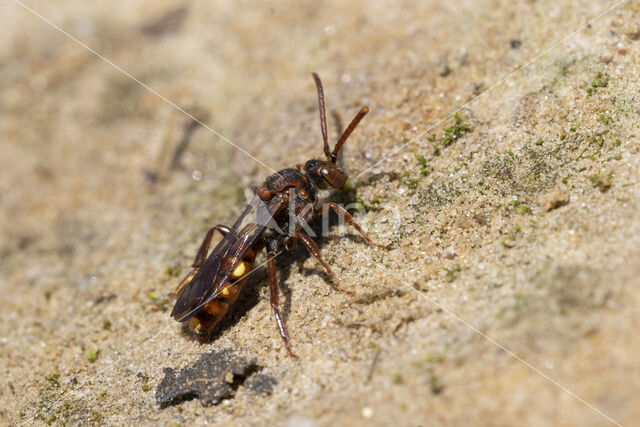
267;250;298;358
191;225;231;267
172;224;230;297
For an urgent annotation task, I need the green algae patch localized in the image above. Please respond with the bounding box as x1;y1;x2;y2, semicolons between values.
441;112;471;147
86;349;100;363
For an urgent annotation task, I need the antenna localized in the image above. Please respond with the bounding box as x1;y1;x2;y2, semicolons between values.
331;106;369;164
311;73;331;159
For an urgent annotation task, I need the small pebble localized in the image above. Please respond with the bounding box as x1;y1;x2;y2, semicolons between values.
539;189;569;211
225;372;234;384
444;248;457;259
438;57;451;77
455;215;472;229
625;24;640;40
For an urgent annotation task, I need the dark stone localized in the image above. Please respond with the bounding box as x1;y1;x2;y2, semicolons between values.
156;349;259;408
510;39;522;49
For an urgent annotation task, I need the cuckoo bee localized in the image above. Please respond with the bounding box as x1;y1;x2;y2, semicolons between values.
170;73;386;357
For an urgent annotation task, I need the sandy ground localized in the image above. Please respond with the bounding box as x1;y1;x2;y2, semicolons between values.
2;0;640;425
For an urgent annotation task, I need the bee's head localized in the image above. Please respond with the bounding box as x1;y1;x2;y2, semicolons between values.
304;159;347;190
307;73;369;189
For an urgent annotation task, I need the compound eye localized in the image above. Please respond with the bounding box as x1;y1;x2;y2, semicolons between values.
319;165;347;189
320;167;335;187
299;188;308;198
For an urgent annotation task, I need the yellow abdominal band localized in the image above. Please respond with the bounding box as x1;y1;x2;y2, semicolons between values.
231;261;249;279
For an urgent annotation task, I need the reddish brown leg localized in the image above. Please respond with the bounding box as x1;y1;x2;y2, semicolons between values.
284;235;298;250
267;251;298;358
173;270;197;298
296;231;354;295
326;203;388;249
192;225;230;268
172;225;230;297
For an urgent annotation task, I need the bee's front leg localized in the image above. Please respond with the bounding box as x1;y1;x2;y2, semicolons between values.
326;203;387;249
296;231;354;295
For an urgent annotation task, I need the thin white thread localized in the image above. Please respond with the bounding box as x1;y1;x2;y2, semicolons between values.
357;0;627;178
12;0;279;175
12;1;626;424
390;271;622;426
43;251;282;412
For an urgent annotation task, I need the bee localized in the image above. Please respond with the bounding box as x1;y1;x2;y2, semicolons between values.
170;73;386;357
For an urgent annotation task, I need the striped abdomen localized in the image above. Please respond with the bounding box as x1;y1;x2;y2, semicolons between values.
188;247;257;333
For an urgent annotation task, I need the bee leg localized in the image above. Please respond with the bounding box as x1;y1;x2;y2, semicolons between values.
172;224;230;297
284;235;298;251
326;203;388;249
192;225;231;268
296;231;355;296
267;251;298;358
172;270;197;298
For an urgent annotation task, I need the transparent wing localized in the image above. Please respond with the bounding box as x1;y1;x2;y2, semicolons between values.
170;195;286;322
